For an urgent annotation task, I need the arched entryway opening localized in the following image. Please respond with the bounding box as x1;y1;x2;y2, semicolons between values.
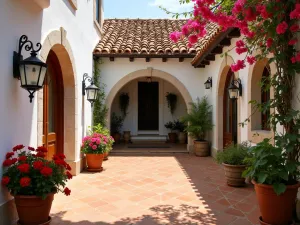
38;29;79;174
215;56;240;151
105;68;193;151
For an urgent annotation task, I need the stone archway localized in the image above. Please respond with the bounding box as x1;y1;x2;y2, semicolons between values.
105;68;194;151
37;28;79;175
215;56;241;153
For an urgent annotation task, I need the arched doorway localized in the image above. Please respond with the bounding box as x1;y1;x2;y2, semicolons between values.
223;69;237;148
43;50;64;160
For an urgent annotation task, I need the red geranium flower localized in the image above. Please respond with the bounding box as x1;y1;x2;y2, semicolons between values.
63;187;71;196
28;146;35;151
1;176;10;186
66;171;72;180
20;177;31;187
66;163;72;171
36;152;46;158
5;152;14;159
13;145;25;152
17;164;30;173
11;158;17;164
37;146;48;153
33;161;44;170
57;153;66;160
40;167;53;177
3;159;13;167
55;159;66;167
18;156;27;162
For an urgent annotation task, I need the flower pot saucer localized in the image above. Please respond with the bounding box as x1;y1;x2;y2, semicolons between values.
86;167;103;172
17;216;51;225
259;216;294;225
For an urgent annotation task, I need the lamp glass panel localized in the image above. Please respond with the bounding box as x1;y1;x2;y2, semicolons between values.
229;89;239;99
87;89;96;101
38;66;47;87
25;64;40;85
19;64;26;86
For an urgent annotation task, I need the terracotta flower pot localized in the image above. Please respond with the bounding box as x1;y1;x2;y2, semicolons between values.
194;140;209;157
14;193;54;225
168;133;177;143
112;133;121;144
253;180;300;225
86;153;104;172
222;163;246;187
123;131;131;143
103;152;109;161
178;132;187;144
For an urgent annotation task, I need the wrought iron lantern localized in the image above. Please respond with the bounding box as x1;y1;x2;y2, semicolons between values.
82;73;100;106
13;35;47;103
204;77;212;89
228;78;242;99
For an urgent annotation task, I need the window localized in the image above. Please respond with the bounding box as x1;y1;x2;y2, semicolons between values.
261;67;270;130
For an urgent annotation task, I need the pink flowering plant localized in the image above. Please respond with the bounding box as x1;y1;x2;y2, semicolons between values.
165;0;300;194
1;145;72;199
81;133;114;154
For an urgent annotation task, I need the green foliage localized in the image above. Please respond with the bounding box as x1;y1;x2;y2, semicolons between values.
93;59;108;127
166;92;177;115
119;92;130;118
110;113;123;134
88;123;110;136
243;139;300;195
165;121;175;132
181;96;213;141
216;142;251;165
173;119;187;132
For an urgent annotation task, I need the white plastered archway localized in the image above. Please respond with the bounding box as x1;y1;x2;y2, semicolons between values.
105;68;194;151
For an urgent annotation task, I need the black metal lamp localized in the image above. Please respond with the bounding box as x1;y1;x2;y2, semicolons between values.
204;77;212;89
13;35;47;103
82;73;100;106
228;78;242;99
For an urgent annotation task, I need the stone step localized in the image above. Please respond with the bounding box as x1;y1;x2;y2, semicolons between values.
131;135;167;143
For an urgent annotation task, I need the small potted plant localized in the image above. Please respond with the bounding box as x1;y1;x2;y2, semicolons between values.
81;133;114;172
174;119;187;144
165;121;177;143
1;145;72;225
182;96;213;156
216;142;251;187
110;112;123;144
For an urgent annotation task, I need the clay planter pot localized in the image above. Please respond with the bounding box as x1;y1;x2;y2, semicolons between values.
168;133;177;143
103;152;109;161
112;133;121;144
86;153;104;172
222;163;246;187
194;140;209;157
253;180;300;225
14;193;54;225
178;132;187;144
123;131;131;143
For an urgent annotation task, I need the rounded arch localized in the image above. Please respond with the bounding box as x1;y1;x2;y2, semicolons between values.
247;58;275;143
105;68;193;150
215;56;241;153
37;29;78;171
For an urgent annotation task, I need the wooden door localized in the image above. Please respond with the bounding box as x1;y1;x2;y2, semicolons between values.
43;50;64;160
223;70;237;148
138;82;159;130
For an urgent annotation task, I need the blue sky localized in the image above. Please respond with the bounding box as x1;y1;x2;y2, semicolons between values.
103;0;193;19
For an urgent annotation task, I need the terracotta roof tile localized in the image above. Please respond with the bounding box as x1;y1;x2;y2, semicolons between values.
93;19;220;58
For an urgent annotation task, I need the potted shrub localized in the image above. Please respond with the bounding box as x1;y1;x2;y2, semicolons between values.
1;145;72;225
110;112;123;144
81;133;114;172
166;92;177;115
165;121;177;143
182;96;213;156
216;142;251;187
174;119;187;144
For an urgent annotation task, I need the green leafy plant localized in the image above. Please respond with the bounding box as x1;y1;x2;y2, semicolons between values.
173;119;187;132
81;133;114;154
119;92;130;118
1;145;72;199
216;142;251;165
165;121;175;133
93;58;108;127
243;139;300;195
110;113;123;134
181;96;213;141
166;92;177;115
88;123;110;136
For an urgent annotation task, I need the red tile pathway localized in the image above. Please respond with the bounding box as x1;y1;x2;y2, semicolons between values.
50;154;260;225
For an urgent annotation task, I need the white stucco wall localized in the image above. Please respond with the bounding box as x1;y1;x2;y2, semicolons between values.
111;77;187;136
0;0;101;207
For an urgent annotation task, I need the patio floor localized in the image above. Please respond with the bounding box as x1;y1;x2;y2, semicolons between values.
50;154;260;225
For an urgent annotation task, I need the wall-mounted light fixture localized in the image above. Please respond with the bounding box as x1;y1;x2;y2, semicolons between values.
82;73;100;106
13;35;48;103
228;78;242;99
204;77;212;89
